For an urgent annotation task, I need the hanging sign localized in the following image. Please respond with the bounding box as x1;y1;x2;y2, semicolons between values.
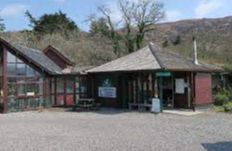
156;72;171;77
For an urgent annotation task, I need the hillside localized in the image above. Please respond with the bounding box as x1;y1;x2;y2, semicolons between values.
146;16;232;66
1;16;232;67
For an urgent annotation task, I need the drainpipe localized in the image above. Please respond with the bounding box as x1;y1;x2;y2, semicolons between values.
193;36;199;65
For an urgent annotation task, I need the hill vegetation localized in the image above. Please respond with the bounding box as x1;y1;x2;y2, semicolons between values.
0;0;231;70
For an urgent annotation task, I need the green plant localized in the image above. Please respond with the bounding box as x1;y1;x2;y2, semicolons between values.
214;91;230;106
213;106;225;112
223;101;232;112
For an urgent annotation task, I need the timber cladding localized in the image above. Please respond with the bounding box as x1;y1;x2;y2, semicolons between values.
195;73;213;105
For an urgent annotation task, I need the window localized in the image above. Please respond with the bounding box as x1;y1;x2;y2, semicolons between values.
16;63;26;76
7;52;16;63
7;51;43;97
66;80;74;93
18;84;25;96
26;65;35;77
56;78;64;93
7;63;16;75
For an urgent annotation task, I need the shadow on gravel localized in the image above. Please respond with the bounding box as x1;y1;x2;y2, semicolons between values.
202;141;232;151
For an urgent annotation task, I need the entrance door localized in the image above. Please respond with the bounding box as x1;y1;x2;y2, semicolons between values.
158;76;174;108
173;73;191;108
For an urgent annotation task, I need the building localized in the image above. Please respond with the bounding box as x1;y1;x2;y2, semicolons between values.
0;38;91;113
0;37;222;113
88;43;222;110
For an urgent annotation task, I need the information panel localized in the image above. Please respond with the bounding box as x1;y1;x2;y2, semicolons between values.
98;87;117;98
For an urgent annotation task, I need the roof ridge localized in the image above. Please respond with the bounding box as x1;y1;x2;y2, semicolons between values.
148;43;165;69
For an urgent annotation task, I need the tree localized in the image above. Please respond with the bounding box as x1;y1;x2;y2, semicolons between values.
89;17;109;36
25;10;79;35
95;5;122;55
91;0;165;54
0;17;5;32
119;0;165;51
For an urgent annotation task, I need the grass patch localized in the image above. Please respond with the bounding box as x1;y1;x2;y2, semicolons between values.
213;106;225;112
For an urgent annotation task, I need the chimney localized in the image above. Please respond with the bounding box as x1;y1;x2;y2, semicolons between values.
193;36;199;65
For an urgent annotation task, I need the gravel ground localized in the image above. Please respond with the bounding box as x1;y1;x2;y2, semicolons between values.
0;109;231;151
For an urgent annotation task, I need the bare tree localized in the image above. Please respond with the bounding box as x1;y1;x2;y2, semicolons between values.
97;5;122;55
119;0;165;50
90;0;165;54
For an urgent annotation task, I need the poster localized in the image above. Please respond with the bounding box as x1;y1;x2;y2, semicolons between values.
98;87;116;98
175;79;185;94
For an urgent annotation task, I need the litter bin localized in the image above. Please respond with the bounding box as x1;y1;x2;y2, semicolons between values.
151;98;161;113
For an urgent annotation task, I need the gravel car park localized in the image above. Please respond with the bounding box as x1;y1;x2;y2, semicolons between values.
0;109;231;151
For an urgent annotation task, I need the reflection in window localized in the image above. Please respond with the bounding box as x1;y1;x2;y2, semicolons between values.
18;84;25;96
57;78;64;93
7;52;16;63
7;63;15;76
16;63;26;76
26;65;35;77
66;80;74;93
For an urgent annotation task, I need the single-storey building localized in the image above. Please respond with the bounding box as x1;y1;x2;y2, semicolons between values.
0;37;222;113
88;43;222;110
0;38;91;113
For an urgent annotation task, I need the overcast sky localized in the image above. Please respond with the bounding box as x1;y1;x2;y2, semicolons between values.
0;0;231;31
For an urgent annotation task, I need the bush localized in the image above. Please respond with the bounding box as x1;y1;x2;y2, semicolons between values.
223;102;232;112
214;89;231;106
214;94;229;106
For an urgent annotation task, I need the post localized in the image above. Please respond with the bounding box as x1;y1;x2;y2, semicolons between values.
3;47;8;113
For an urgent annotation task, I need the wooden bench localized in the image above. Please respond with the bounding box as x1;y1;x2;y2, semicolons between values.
129;103;151;111
72;98;100;111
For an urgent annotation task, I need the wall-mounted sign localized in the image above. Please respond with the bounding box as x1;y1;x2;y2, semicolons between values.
156;72;171;77
102;78;112;87
98;87;116;98
175;79;185;94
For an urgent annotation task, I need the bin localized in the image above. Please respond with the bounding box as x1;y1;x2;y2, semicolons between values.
151;98;161;113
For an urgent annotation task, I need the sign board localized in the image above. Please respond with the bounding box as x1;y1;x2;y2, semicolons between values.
175;79;185;94
98;87;116;98
156;72;171;77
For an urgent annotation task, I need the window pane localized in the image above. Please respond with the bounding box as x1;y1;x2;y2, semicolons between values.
18;84;25;96
66;80;74;93
16;57;23;63
16;63;26;76
26;65;35;77
56;78;64;93
25;84;35;96
8;83;16;96
7;63;16;75
7;52;16;63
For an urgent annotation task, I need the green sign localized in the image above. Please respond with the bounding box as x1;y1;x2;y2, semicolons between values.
156;72;171;77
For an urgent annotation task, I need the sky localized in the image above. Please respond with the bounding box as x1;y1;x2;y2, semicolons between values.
0;0;231;31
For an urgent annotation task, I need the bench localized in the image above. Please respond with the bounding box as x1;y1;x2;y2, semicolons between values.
129;103;151;111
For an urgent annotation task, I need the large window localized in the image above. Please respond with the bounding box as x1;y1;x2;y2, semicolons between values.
7;51;43;97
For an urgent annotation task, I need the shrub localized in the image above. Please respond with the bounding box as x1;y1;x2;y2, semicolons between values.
223;102;232;112
214;92;230;106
